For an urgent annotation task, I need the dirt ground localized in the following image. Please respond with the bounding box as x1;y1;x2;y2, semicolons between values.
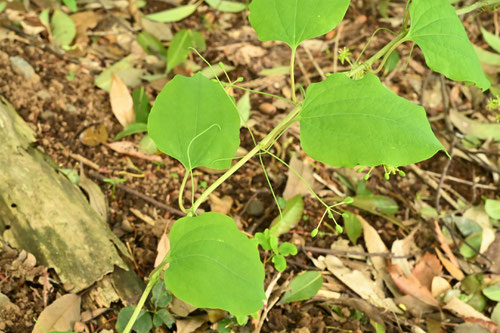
1;1;499;332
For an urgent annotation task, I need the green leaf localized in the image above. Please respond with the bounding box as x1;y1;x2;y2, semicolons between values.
269;195;304;237
146;4;197;22
384;50;400;73
167;29;205;73
236;91;251;127
248;0;350;49
205;0;246;13
153;309;174;329
279;242;298;256
483;285;500;301
459;232;482;258
481;28;500;53
272;254;287;272
255;229;272;251
139;134;157;154
164;212;266;318
148;73;240;171
114;123;148;141
280;271;323;303
353;195;399;215
116;306;153;333
132;87;150;124
94;55;143;92
62;0;77;12
137;32;167;59
404;0;490;91
343;211;362;245
474;45;500;66
52;9;76;47
299;73;444;168
152;282;172;307
0;2;6;13
485;199;500;220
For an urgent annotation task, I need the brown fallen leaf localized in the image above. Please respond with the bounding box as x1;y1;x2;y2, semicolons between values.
105;142;162;162
483;233;500;274
110;74;135;127
282;155;320;200
176;316;206;333
79;123;108;147
71;11;99;49
209;194;233;215
434;220;460;268
444;297;494;325
32;294;81;333
154;231;170;269
412;252;442;290
387;263;439;306
435;248;464;281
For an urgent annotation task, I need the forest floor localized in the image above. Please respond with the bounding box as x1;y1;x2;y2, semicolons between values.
0;0;500;332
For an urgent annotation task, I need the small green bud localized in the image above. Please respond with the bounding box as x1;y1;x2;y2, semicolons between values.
364;174;370;181
384;172;390;180
398;170;406;177
327;211;334;219
341;212;350;219
235;77;244;83
343;196;354;204
335;224;344;233
311;228;319;237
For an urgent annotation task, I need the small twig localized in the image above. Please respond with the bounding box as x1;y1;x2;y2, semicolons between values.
408;164;461;210
89;170;185;217
295;52;312;86
302;44;327;80
302;246;415;259
255;272;282;333
435;137;456;214
423;170;498;190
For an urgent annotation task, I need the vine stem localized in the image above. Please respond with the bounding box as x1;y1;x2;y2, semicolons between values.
456;0;500;15
290;47;297;104
178;171;189;214
348;30;408;78
122;259;167;333
190;106;301;214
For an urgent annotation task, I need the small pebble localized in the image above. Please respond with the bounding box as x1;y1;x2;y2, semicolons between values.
247;199;264;217
259;103;276;114
9;56;36;80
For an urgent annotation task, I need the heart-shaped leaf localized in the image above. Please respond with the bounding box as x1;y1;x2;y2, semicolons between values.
249;0;350;49
164;212;266;318
148;73;240;171
299;73;444;168
404;0;490;91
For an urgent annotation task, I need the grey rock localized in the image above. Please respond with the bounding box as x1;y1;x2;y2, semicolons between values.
10;56;36;79
247;199;264;217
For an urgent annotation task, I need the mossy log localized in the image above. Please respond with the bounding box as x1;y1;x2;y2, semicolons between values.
0;98;141;295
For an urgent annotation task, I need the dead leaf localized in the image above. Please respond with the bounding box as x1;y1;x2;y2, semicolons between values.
175;316;206;333
32;294;81;333
434;220;460;268
154;231;170;268
209;194;233;215
431;276;451;298
80;308;110;322
169;297;197;317
130;208;155;226
105;142;162;162
412;252;442;289
110;74;135;127
435;248;464;280
323;255;402;313
464;206;495;253
444;297;492;322
70;11;99;48
484;233;500;273
79;123;108;146
391;227;420;276
387;263;439;306
282;155;319;200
